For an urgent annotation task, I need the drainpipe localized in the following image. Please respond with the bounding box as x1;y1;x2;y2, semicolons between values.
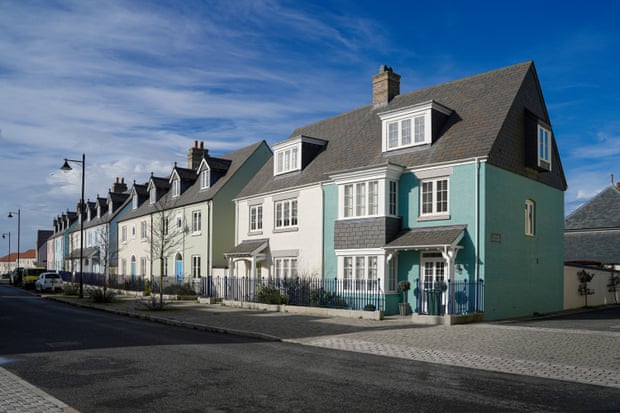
474;157;481;282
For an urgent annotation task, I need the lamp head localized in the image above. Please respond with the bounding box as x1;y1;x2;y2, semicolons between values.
8;212;13;218
60;159;73;172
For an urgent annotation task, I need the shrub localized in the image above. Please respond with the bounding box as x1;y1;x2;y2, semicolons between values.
62;283;80;296
88;287;116;303
257;286;287;305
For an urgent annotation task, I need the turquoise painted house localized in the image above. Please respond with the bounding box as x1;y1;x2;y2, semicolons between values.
235;61;566;321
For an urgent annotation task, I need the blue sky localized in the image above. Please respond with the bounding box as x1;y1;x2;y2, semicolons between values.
1;0;619;251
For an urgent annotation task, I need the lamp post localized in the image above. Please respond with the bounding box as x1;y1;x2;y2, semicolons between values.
7;209;20;273
60;153;85;298
1;232;10;273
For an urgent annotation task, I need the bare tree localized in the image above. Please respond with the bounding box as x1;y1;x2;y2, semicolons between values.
93;224;114;296
149;201;185;308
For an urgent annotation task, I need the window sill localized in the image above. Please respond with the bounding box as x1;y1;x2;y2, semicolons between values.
417;214;451;222
273;227;299;233
248;230;263;236
192;231;202;236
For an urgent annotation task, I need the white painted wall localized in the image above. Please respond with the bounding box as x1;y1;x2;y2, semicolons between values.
564;265;619;309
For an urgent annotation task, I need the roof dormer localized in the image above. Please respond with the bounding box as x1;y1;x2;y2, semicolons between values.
379;100;452;153
273;135;327;176
197;158;211;190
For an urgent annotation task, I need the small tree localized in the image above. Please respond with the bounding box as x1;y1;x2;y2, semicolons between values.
577;269;595;308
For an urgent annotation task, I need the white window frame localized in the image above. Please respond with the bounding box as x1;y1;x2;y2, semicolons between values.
275;257;298;279
140;257;147;276
131;224;136;240
420;177;449;217
176;215;183;230
200;168;210;189
343;181;380;218
525;199;535;236
140;220;147;240
172;178;180;198
132;193;138;210
192;210;201;234
379;101;451;153
192;255;201;278
340;255;381;292
388;180;398;216
274;199;298;229
149;188;156;205
249;205;263;232
121;225;127;243
537;124;552;170
274;144;300;175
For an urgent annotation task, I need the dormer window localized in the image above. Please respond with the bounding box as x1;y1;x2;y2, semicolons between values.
275;144;299;175
132;192;138;210
379;101;451;153
149;187;156;205
200;168;210;189
172;178;180;198
537;124;552;171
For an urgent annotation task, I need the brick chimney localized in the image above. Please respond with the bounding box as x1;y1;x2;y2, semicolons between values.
373;65;400;106
188;140;209;170
112;177;128;193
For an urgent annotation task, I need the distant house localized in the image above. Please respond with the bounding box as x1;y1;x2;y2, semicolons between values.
117;140;271;284
565;181;620;269
48;211;78;271
231;61;566;320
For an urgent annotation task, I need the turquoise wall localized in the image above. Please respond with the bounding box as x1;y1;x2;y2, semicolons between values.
322;183;338;278
482;164;564;320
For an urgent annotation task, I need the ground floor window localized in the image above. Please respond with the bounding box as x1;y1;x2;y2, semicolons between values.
274;257;297;279
192;255;201;278
341;255;380;291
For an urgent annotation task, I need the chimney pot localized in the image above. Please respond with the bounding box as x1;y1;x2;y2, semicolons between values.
200;141;204;149
194;140;198;148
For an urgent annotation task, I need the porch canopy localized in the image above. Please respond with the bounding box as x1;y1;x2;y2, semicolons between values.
384;224;467;281
384;224;466;251
67;246;99;260
224;239;269;278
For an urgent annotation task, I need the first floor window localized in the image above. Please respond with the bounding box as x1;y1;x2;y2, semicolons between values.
274;257;297;279
275;199;298;229
420;178;449;216
192;255;201;278
343;181;379;218
192;211;201;233
140;257;147;276
389;180;397;216
250;205;263;232
121;226;127;242
525;199;535;236
140;221;147;240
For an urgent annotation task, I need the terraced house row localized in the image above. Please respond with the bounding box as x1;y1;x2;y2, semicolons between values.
46;61;567;320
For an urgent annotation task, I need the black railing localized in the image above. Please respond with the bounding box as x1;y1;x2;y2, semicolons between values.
60;272;201;295
202;276;384;312
415;279;484;315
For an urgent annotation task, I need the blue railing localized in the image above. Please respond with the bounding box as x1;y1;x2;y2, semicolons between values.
202;276;384;312
415;279;484;315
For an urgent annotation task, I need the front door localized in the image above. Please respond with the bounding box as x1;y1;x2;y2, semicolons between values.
175;253;183;283
421;252;446;314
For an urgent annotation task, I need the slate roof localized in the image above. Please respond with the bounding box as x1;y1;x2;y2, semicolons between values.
237;61;566;199
385;225;467;249
119;141;268;221
225;239;269;257
565;185;620;230
564;184;620;265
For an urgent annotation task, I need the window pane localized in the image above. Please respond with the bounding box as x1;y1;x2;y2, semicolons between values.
291;147;298;169
257;206;262;230
344;185;353;217
283;202;290;226
355;257;365;291
414;116;425;143
276;203;283;227
422;181;433;214
344;257;352;290
388;122;398;148
277;152;283;173
291;200;298;226
356;183;366;216
368;181;378;215
389;181;397;216
401;119;411;145
436;179;448;213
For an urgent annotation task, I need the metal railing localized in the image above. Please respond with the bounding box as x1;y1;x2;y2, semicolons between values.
415;279;484;315
59;272;202;295
202;276;385;312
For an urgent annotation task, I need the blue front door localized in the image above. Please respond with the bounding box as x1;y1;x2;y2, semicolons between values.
176;260;183;283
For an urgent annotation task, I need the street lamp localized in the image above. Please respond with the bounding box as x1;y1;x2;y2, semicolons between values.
60;153;85;298
7;209;20;272
1;232;10;273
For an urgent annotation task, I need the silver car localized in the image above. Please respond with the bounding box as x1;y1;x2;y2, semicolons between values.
35;272;64;293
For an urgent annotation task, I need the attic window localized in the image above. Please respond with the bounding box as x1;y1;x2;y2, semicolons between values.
149;188;156;205
200;168;210;189
274;144;300;175
132;192;138;209
172;178;180;198
538;125;552;171
379;101;451;152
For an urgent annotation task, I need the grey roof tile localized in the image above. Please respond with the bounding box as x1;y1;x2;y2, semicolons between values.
565;185;620;230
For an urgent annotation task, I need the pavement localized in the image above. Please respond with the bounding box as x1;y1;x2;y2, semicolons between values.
2;294;620;412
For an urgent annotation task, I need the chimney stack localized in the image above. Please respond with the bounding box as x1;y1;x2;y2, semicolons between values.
373;65;400;106
188;140;209;170
112;177;128;193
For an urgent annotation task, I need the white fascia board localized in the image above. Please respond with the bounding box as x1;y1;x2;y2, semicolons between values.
328;163;404;184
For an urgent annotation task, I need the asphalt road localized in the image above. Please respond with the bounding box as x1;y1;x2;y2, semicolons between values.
1;286;618;412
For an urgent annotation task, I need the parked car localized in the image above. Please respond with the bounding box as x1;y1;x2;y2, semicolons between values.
35;272;64;293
